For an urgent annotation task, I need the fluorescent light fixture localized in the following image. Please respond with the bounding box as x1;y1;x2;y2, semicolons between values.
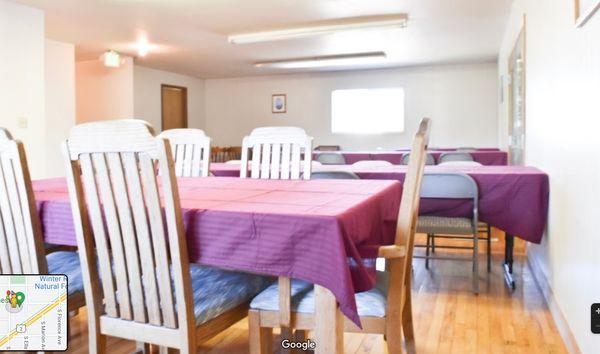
229;14;407;44
101;50;120;68
255;52;387;69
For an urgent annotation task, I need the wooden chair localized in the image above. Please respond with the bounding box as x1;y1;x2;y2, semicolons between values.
225;146;242;161
248;118;431;354
314;145;341;151
239;126;314;349
62;119;271;354
158;128;211;177
240;126;313;180
0;128;85;324
210;146;226;162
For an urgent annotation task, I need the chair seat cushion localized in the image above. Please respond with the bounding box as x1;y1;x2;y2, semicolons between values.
46;251;84;296
189;265;273;325
417;216;474;235
250;272;389;318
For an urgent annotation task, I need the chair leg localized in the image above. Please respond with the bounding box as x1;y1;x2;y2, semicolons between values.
134;342;150;354
249;310;272;354
473;228;479;294
294;329;308;341
281;327;293;354
425;234;431;269
487;225;492;272
431;234;436;253
295;330;309;354
402;284;416;354
87;321;106;354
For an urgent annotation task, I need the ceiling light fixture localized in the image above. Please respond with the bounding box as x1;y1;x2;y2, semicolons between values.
255;52;387;69
100;50;121;68
137;37;151;57
229;14;407;44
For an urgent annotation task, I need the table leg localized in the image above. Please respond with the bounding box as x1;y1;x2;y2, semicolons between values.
314;285;343;354
504;233;516;290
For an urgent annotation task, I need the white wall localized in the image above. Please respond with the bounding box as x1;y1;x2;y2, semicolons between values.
133;65;205;132
0;0;46;178
75;57;134;122
45;39;75;177
499;1;600;352
204;63;499;149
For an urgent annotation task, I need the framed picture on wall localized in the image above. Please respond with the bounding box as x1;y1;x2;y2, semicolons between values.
272;94;287;113
575;0;600;27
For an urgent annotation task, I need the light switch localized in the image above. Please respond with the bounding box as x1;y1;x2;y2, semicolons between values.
17;116;28;129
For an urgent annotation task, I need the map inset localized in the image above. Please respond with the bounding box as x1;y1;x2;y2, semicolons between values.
0;275;68;351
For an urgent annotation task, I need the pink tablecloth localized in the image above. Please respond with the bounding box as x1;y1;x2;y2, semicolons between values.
33;177;402;327
313;150;508;165
211;163;549;243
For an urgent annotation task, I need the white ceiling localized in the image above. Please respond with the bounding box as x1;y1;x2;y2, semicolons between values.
14;0;512;79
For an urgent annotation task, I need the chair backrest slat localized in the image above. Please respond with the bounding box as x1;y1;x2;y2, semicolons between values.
122;151;161;324
158;129;211;177
138;153;177;328
281;143;291;179
107;152;147;322
63;119;194;335
241;127;313;180
0;128;46;275
79;153;119;317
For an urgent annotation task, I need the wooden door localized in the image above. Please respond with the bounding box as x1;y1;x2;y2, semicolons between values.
161;84;187;130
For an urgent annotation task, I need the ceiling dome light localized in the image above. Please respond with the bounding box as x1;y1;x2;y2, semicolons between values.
101;50;120;68
137;38;150;57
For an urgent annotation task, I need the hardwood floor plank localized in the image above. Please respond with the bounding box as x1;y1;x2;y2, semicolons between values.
62;251;569;354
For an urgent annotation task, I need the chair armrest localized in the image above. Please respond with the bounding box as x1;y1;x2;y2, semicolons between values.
378;245;406;259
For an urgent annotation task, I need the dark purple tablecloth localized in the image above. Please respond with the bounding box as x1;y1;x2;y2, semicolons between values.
313;150;508;165
32;177;402;327
211;163;549;243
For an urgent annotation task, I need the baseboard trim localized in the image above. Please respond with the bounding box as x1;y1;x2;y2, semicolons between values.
526;254;581;354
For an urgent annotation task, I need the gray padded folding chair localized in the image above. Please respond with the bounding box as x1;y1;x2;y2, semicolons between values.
438;152;474;163
310;171;360;180
316;152;347;165
414;173;486;293
401;153;435;165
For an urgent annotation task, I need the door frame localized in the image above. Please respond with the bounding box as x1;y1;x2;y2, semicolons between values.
161;84;188;130
507;14;527;165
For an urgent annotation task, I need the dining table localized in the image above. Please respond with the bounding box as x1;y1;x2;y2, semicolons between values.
33;176;403;354
312;150;508;165
210;162;550;289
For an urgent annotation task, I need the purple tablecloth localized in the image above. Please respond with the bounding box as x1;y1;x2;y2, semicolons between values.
33;177;402;327
211;163;549;243
396;147;501;151
313;150;508;166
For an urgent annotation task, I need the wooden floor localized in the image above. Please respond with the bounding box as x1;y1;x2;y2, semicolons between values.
65;233;568;354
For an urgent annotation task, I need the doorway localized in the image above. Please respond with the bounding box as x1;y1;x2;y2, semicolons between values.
507;17;526;165
161;84;188;130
